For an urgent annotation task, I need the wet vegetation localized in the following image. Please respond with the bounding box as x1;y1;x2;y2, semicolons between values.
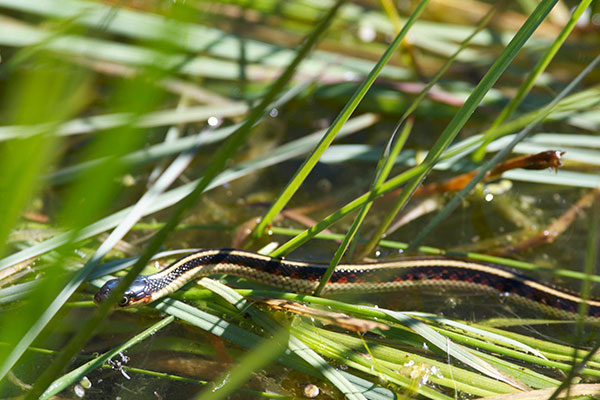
0;0;599;398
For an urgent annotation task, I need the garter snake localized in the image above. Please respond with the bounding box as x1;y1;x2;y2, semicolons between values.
94;248;600;319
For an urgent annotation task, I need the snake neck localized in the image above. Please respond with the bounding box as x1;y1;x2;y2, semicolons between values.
143;249;325;300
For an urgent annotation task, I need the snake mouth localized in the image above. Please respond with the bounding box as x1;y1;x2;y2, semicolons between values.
127;295;154;307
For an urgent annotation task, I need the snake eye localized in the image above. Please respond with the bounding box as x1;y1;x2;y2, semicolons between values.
119;296;130;307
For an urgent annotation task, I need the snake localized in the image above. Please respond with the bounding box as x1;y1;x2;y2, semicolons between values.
93;248;600;319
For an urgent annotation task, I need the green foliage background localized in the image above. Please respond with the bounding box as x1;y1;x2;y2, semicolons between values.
0;0;599;398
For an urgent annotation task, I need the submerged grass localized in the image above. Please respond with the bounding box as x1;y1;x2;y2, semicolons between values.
0;0;599;399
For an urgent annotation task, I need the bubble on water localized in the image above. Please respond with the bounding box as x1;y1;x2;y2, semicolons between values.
304;384;320;398
207;116;220;127
80;376;92;389
358;25;376;42
74;385;85;398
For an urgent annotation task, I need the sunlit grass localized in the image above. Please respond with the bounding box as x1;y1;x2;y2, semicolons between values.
0;0;599;398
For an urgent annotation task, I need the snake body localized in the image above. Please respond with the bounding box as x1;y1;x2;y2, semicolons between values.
94;248;600;319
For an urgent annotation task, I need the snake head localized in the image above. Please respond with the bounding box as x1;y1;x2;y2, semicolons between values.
94;277;152;308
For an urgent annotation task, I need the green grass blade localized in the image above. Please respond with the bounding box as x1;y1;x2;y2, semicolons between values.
222;288;593;389
21;3;343;397
0;103;249;140
269;226;600;284
365;0;560;255
558;186;600;399
359;7;495;257
0;0;412;82
313;118;413;295
143;291;394;400
46;76;312;185
0;113;374;276
463;85;600;153
293;323;496;398
0;56;89;258
0;44;160;385
271;12;600;257
250;0;429;243
472;0;595;160
40;316;175;400
405;313;546;359
195;328;290;400
408;54;600;249
370;309;528;390
0;139;200;389
198;278;368;400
